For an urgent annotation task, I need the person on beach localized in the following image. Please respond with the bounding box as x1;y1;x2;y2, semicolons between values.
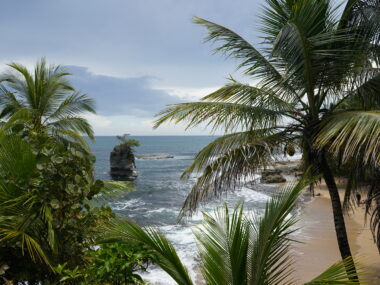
356;193;362;206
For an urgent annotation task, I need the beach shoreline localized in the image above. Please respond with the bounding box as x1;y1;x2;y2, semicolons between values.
293;180;380;284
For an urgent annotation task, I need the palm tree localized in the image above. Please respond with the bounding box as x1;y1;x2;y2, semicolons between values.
0;58;95;144
154;0;380;267
101;178;365;284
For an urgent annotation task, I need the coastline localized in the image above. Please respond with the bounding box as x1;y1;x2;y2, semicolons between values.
293;180;380;284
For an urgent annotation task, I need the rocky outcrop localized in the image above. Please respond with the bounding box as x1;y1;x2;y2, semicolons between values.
135;153;174;160
273;160;302;175
260;169;286;184
110;145;137;179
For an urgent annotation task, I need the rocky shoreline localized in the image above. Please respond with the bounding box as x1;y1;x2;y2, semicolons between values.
244;159;304;197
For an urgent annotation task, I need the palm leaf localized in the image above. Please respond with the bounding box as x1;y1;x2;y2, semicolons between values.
179;130;293;217
249;178;313;285
193;17;285;84
305;257;368;284
194;204;250;285
155;101;283;133
315;111;380;166
99;218;194;285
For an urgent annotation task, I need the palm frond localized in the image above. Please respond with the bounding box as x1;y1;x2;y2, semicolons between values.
0;133;36;180
100;218;194;285
194;204;250;285
201;80;297;109
305;257;368;284
92;180;136;203
179;130;292;217
0;58;96;141
0;228;51;265
193;17;282;81
155;101;283;133
48;116;94;139
249;178;313;284
154;81;294;132
315;111;380;166
47;92;95;119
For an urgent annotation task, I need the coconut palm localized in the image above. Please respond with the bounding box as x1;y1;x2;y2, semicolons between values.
154;0;380;267
101;179;365;284
0;58;95;144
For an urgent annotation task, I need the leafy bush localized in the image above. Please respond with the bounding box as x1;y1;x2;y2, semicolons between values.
57;243;155;285
115;134;140;152
0;133;116;284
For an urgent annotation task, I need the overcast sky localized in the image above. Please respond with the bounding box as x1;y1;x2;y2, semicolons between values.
0;0;264;135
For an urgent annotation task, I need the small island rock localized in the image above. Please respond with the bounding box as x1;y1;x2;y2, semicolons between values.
110;134;140;179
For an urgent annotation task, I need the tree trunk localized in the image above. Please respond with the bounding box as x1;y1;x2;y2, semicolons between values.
319;154;358;281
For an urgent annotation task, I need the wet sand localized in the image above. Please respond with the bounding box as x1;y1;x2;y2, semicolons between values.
293;180;380;284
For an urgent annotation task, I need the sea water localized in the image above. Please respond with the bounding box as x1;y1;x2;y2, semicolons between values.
90;136;277;284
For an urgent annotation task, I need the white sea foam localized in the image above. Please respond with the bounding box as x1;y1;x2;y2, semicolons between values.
139;187;271;284
111;198;146;210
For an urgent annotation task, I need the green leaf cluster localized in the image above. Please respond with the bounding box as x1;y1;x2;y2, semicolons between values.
0;132;117;284
115;134;140;153
57;242;154;285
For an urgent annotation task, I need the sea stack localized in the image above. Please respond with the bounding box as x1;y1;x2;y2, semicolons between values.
110;134;140;179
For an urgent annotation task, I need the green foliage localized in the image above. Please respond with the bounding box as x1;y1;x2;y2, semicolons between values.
0;58;95;146
101;218;193;285
56;243;154;285
103;178;368;284
116;134;140;152
87;243;153;284
0;132;118;284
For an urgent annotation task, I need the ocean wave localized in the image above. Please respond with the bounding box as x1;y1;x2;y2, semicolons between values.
111;198;146;210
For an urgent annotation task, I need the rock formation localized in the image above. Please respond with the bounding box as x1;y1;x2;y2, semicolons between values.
260;169;286;184
110;144;137;179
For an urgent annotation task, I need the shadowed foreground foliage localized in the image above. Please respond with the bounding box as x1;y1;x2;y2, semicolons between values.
0;126;139;284
101;178;367;285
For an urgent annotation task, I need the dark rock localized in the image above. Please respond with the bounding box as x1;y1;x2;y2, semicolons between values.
260;169;286;183
262;169;283;176
135;153;174;160
110;145;137;179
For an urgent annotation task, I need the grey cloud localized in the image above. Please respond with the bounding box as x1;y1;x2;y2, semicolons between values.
66;65;182;116
0;0;262;87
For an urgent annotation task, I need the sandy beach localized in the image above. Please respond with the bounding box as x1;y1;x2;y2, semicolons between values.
293;180;380;284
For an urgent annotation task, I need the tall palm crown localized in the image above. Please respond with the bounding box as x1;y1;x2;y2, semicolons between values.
0;58;95;142
155;0;380;263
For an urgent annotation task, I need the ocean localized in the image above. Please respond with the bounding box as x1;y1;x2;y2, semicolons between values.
90;136;276;284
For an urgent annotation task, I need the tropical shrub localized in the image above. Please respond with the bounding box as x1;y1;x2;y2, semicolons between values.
57;242;155;285
0;132;115;284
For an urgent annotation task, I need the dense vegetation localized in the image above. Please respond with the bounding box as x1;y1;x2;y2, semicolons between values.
155;0;380;274
0;61;152;284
